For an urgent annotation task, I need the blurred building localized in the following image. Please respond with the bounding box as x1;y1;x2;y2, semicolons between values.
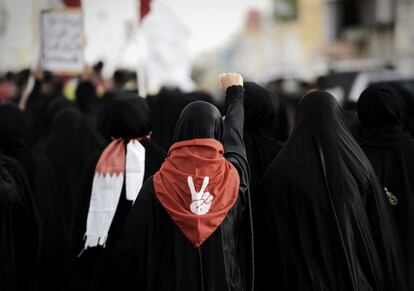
194;0;414;90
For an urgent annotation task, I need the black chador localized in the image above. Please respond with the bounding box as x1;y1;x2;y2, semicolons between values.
358;84;414;289
253;91;406;291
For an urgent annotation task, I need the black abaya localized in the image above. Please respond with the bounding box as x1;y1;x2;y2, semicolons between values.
253;91;405;291
73;95;166;291
115;86;254;291
36;107;105;262
0;104;70;290
0;155;40;291
358;84;414;289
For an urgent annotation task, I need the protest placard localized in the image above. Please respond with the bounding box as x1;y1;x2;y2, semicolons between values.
40;8;84;74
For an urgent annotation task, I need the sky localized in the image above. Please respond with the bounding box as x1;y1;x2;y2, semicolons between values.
159;0;272;55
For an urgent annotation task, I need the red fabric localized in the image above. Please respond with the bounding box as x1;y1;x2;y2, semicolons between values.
140;0;151;21
95;139;125;175
62;0;81;7
154;138;240;247
95;136;150;175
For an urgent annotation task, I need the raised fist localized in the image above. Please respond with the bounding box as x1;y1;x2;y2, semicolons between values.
218;73;243;92
188;176;213;215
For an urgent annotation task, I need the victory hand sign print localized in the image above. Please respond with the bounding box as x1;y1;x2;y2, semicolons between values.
188;176;213;215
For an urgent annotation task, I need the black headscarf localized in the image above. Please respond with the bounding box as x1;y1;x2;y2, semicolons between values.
358;84;405;129
253;91;405;291
172;101;223;143
358;84;414;289
244;82;280;136
147;89;213;150
100;93;151;141
243;82;283;190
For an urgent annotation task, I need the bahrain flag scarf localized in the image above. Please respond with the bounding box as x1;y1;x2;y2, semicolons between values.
84;138;145;249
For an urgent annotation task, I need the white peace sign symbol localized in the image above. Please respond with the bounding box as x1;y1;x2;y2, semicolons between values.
187;176;213;215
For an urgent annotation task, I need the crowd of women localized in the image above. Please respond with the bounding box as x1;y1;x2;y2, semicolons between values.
1;69;414;291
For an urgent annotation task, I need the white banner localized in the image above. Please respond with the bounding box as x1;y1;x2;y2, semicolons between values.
40;8;84;73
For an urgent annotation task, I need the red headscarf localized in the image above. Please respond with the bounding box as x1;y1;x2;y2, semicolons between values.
154;138;240;247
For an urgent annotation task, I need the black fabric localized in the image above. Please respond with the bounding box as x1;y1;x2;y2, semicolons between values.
73;96;166;291
115;85;254;291
99;93;151;141
392;83;414;137
25;78;66;146
243;82;283;191
73;139;166;291
75;81;98;126
358;84;414;289
147;89;213;150
0;104;70;290
358;84;405;129
244;82;280;136
343;110;364;143
253;91;406;291
36;108;105;263
0;155;40;291
172;101;224;143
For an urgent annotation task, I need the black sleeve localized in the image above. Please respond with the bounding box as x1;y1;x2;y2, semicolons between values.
222;85;254;290
223;85;249;185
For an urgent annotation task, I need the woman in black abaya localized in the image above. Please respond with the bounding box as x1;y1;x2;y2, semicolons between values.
73;94;166;291
0;154;40;291
115;74;254;291
243;82;283;191
358;84;414;289
253;91;405;291
0;104;69;290
36;106;105;281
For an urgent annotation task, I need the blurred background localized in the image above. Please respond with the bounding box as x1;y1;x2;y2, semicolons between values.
1;0;414;105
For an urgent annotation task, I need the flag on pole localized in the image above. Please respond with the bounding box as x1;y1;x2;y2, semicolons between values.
141;0;195;93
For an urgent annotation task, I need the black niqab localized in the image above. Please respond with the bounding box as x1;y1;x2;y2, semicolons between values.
253;91;405;291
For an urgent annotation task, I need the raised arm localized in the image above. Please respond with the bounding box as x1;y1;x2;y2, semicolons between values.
219;73;249;182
